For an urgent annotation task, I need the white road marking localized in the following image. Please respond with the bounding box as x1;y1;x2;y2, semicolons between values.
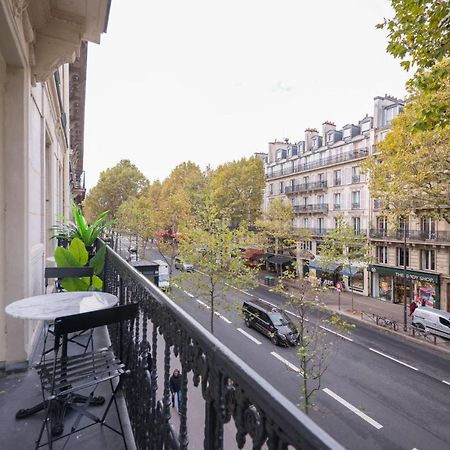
270;352;302;374
323;388;383;430
320;326;353;342
196;299;210;309
237;328;262;345
369;348;418;371
184;290;195;298
219;315;232;324
442;380;450;386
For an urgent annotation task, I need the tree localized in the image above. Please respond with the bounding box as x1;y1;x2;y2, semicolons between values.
83;160;149;221
378;0;450;72
318;216;370;312
275;274;351;414
117;194;156;256
363;58;450;223
209;157;265;227
255;198;294;255
178;209;257;334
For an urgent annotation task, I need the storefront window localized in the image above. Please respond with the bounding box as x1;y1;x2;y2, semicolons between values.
413;281;436;308
349;271;364;292
378;275;392;301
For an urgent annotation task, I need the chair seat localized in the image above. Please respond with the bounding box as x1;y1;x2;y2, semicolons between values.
37;348;124;396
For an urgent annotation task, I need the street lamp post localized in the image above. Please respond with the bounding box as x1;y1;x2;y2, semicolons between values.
403;224;407;332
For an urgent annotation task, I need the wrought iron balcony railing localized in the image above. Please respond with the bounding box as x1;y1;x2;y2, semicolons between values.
266;148;368;180
293;204;329;214
351;175;361;183
285;181;327;195
369;229;450;243
102;244;342;450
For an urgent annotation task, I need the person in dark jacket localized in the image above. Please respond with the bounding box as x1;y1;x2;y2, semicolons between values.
169;369;182;411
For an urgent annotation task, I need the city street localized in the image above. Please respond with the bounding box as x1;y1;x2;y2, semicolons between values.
122;241;450;450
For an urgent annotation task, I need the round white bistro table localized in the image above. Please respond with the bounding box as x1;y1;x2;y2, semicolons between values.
5;291;119;428
5;291;119;321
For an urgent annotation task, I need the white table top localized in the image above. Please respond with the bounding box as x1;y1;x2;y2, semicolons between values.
5;291;119;321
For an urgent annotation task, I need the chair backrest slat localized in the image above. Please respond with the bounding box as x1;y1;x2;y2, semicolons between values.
45;267;94;279
54;303;138;337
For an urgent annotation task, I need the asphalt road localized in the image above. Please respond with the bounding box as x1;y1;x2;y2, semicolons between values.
124;241;450;450
171;276;450;450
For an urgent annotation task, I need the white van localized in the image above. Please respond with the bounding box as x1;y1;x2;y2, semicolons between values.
412;307;450;340
153;259;170;290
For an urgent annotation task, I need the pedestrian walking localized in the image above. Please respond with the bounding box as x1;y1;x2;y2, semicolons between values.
170;369;182;412
409;301;417;316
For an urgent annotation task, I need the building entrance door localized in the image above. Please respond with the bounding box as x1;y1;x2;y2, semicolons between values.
394;281;412;304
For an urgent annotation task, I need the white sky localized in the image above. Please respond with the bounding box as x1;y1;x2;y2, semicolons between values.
84;0;410;190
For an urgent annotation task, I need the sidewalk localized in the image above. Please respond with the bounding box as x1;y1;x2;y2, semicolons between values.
256;271;450;352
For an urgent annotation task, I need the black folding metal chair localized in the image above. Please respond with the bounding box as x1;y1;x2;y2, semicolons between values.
44;266;94;293
35;302;138;449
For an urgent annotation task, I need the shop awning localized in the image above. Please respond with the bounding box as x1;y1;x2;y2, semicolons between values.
340;265;364;277
308;259;340;273
267;254;293;265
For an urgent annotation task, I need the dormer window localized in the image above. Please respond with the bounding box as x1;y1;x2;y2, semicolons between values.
383;105;403;127
326;131;334;144
361;120;371;133
343;128;352;139
312;136;322;150
276;148;287;161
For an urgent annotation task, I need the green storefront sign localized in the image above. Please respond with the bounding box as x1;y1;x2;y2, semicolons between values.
370;265;440;307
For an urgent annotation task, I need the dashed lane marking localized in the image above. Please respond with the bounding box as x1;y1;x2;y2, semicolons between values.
323;388;383;430
237;328;262;345
195;300;231;323
320;326;353;342
369;348;418;371
183;290;195;298
270;352;302;374
196;299;210;309
442;380;450;386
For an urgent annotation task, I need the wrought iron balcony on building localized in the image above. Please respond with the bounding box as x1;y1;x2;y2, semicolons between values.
351;203;361;210
99;244;341;449
369;228;450;243
293;204;329;214
285;180;327;195
351;175;361;183
266;148;369;180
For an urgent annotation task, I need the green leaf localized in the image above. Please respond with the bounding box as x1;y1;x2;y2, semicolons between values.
54;246;82;268
89;275;103;290
89;244;106;275
61;277;90;291
69;237;89;266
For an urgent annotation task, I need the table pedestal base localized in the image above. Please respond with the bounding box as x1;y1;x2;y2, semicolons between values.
16;394;105;435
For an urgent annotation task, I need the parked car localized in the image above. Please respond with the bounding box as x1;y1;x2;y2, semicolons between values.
242;300;298;346
175;257;194;272
412;307;450;340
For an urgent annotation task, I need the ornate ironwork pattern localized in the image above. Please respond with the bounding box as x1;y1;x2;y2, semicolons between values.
102;245;343;450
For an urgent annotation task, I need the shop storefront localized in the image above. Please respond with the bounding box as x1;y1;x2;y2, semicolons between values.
309;259;342;287
340;265;365;293
370;265;440;309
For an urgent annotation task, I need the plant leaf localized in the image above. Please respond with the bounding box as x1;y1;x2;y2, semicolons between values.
61;277;90;291
54;246;82;268
89;244;106;275
69;237;89;266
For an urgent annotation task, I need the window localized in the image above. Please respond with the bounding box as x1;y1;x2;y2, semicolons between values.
421;250;436;271
377;216;388;233
276;148;287;161
318;173;325;186
396;247;410;267
351;191;360;209
303;176;309;186
343;128;352;139
439;317;450;328
317;195;324;205
279;181;284;194
421;217;436;238
318;218;324;233
352;166;360;183
269;184;273;195
334;217;340;229
383;106;399;127
333;193;341;210
398;217;409;235
300;240;313;251
376;246;388;264
361;120;371;133
352;217;361;234
334;170;341;186
327;132;334;144
303;218;309;228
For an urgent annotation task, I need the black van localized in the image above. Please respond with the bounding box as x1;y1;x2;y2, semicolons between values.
242;300;299;346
